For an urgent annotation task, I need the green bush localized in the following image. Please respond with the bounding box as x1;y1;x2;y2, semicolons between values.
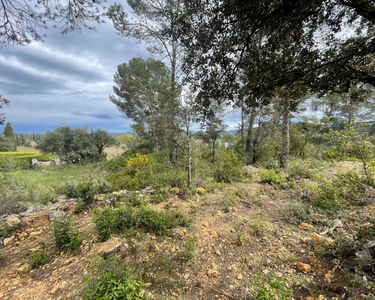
288;160;319;180
52;217;82;252
213;150;243;183
313;183;343;211
334;171;368;205
29;249;48;269
150;189;171;204
255;273;294;299
94;206;189;241
281;201;312;224
82;255;144;300
259;168;287;187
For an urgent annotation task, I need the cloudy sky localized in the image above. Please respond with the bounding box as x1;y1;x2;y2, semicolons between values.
0;17;240;134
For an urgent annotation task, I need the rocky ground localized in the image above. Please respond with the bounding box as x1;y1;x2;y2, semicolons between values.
0;165;374;299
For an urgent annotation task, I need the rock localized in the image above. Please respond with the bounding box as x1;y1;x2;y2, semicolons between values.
298;223;315;231
3;236;14;246
92;237;123;257
320;219;343;235
141;186;155;195
305;297;315;300
17;264;30;274
324;269;335;283
94;194;106;201
48;208;65;221
317;296;328;300
309;233;334;252
296;262;311;274
196;187;206;195
207;268;219;277
170;187;181;195
364;293;375;300
6;215;21;227
236;274;243;280
173;228;187;240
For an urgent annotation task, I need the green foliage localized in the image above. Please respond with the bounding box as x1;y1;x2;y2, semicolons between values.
82;255;144;300
0;152;52;172
281;201;312;225
52;217;82;252
313;183;343;211
58;181;109;204
3;122;14;139
287;160;319;180
38;127;114;163
150;189;170;204
94;206;189;241
29;249;48;269
334;171;368;205
259;168;287;187
213;149;243;183
317;234;356;260
106;153;187;191
235;229;245;246
249;213;271;237
0;136;16;152
255;273;294;300
357;216;375;241
177;235;197;262
0;223;21;239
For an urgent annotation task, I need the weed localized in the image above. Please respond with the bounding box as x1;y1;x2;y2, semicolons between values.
82;255;144;300
94;206;189;241
313;183;343;211
281;201;312;225
235;228;245;246
177;235;197;262
29;249;48;269
259;168;287;187
249;213;271;237
52;217;82;252
254;273;294;299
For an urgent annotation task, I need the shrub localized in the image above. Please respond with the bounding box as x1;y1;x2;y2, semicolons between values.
255;273;294;299
150;189;171;204
281;201;312;224
52;218;82;252
120;192;144;207
288;160;319;180
82;255;144;300
259;168;287;187
249;213;271;237
29;249;48;269
213;150;243;183
313;183;343;211
356;217;375;241
94;206;189;241
334;171;368;205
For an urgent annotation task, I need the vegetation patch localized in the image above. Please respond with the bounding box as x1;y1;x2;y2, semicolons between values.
52;217;82;252
254;273;294;299
29;249;48;269
94;206;189;241
82;255;144;300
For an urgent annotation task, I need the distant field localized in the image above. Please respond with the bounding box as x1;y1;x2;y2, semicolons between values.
0;163;106;215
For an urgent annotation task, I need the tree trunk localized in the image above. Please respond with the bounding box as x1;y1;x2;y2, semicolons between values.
187;123;192;187
245;106;257;164
212;139;216;163
280;102;290;169
240;99;245;163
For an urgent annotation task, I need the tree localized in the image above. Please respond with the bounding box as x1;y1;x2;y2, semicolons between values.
0;0;104;45
110;57;177;152
179;0;375;107
3;121;14;139
200;103;226;163
108;0;185;160
0;95;9;124
38;127;113;163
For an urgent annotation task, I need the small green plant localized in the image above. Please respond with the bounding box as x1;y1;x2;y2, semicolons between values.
255;273;294;299
235;229;245;246
120;192;144;207
356;216;375;241
94;206;189;241
281;201;312;225
29;249;48;269
150;189;170;204
177;235;197;262
52;217;82;252
259;168;287;187
82;255;144;300
334;171;368;205
249;213;271;237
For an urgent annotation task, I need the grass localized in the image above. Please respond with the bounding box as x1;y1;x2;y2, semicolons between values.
0;163;106;214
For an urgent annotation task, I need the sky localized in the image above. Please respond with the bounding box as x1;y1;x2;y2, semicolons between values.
0;20;149;133
0;14;242;134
